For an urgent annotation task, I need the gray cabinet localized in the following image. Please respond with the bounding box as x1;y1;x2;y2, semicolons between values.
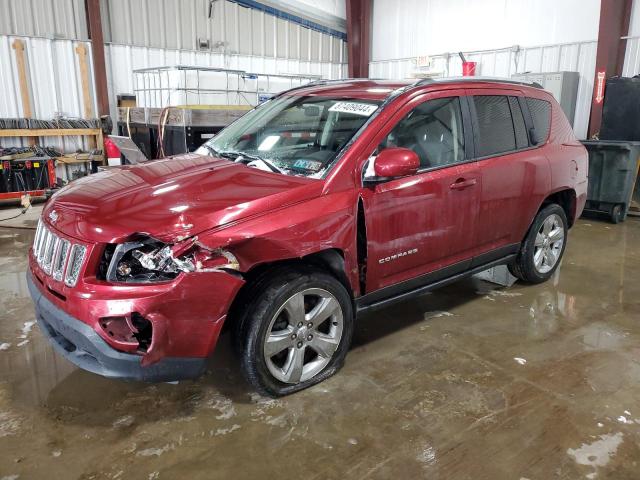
512;71;580;127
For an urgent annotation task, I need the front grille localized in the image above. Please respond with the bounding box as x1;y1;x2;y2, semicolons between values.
33;218;87;287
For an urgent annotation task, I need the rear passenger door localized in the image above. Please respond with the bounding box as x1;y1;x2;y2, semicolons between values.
467;89;550;263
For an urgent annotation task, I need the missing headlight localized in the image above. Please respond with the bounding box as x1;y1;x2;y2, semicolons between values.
104;236;195;283
101;235;240;284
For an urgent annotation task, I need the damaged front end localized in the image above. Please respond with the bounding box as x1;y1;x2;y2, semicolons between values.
99;235;241;283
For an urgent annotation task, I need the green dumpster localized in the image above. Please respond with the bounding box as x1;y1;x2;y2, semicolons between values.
581;140;640;223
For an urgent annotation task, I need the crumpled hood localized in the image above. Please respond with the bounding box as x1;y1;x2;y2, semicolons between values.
44;153;320;243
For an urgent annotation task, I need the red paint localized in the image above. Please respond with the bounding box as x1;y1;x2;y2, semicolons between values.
29;79;588;372
373;148;419;177
0;190;46;201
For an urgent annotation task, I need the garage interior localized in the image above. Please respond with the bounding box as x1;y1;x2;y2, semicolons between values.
2;0;640;478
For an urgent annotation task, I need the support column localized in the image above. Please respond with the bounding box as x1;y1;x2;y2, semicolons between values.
588;0;633;138
85;0;110;118
345;0;371;78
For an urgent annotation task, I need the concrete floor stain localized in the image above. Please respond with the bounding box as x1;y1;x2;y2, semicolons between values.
1;218;640;479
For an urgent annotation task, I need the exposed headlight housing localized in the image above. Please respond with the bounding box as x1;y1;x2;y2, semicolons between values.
102;236;239;284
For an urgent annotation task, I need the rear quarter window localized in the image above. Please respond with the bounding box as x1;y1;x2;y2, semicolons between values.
526;98;552;143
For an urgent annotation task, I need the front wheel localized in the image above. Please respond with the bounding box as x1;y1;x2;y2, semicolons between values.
509;204;568;284
236;267;353;396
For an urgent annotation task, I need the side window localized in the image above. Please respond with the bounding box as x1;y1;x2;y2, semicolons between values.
380;97;465;169
509;97;529;149
472;95;516;157
526;98;552;143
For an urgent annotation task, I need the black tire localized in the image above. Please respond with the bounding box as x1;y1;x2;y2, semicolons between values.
610;204;625;224
234;266;353;397
509;204;568;284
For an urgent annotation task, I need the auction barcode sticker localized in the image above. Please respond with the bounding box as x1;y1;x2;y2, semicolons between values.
328;102;378;116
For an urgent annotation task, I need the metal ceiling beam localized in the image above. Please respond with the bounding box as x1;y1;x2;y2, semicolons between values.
345;0;371;78
588;0;633;138
85;0;110;118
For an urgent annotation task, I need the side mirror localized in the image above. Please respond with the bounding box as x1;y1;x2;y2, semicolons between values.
367;148;420;181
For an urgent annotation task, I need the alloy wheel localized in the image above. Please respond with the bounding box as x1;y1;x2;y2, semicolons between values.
533;213;565;274
263;288;344;384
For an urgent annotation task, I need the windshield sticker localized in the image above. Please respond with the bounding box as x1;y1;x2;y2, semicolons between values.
293;159;323;171
328;102;378;117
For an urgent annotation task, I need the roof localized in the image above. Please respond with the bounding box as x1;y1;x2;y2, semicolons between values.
283;77;543;100
283;79;414;100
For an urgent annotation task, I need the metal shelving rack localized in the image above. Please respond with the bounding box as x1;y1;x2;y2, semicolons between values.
132;65;321;108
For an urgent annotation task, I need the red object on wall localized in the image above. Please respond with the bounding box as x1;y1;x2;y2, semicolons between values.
462;61;477;76
595;71;606;104
588;0;633;137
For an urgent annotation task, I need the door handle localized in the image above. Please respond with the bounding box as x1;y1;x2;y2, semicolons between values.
449;178;477;190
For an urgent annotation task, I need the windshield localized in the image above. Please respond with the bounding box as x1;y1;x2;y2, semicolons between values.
195;95;381;177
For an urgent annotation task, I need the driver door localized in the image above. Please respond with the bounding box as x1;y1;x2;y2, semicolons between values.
359;90;480;294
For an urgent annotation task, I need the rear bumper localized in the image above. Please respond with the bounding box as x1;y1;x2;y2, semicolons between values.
28;271;206;382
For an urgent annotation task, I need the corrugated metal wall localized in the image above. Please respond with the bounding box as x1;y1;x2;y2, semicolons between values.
622;36;640;76
0;0;346;64
0;0;347;151
369;41;597;140
0;35;95;151
0;0;88;40
0;34;346;150
102;0;345;63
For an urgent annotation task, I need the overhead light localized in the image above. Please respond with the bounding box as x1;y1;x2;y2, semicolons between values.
258;135;280;151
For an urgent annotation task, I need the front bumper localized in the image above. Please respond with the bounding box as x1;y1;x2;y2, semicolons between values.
28;271;206;381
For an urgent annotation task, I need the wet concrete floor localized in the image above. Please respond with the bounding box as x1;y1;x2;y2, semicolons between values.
1;218;640;479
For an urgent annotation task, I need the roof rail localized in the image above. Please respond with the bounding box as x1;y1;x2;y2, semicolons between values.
412;77;436;87
273;78;390;98
410;76;543;89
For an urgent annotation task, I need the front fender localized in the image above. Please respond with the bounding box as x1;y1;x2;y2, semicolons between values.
196;190;360;293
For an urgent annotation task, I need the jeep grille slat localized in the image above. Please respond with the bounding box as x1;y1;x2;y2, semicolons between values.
33;219;87;287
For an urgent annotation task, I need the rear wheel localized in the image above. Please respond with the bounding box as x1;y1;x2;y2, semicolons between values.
236;267;353;396
509;204;568;284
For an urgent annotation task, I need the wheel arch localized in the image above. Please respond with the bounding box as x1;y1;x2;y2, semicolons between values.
541;188;577;227
223;248;354;335
517;188;576;246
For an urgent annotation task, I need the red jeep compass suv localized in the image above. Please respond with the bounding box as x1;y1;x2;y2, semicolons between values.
28;78;587;396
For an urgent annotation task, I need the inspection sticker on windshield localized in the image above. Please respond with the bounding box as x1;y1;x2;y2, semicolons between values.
329;102;378;116
293;159;323;172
